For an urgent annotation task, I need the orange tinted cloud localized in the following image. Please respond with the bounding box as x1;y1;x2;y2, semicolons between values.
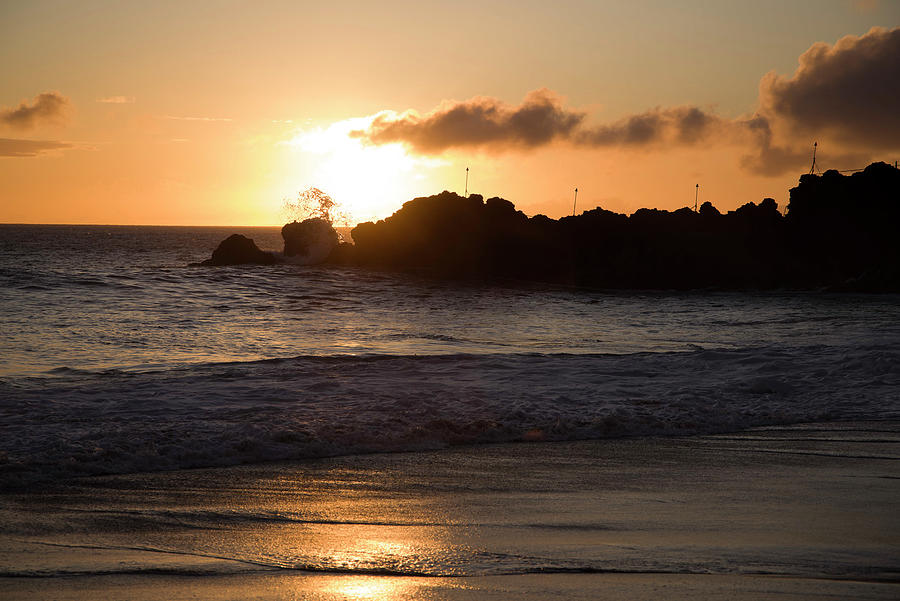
352;89;584;153
0;92;69;130
0;138;73;157
353;27;900;176
96;95;136;104
759;26;900;149
575;106;729;147
355;90;739;157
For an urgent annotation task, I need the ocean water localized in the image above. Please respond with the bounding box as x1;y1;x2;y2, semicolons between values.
1;224;899;488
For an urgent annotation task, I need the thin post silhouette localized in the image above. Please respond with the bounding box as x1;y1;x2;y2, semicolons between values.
572;188;578;216
694;183;699;212
465;167;469;197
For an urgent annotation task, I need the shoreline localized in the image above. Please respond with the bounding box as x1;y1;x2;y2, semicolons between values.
2;422;898;599
4;573;896;601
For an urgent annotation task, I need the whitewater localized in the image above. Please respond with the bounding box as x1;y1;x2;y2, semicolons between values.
1;224;899;488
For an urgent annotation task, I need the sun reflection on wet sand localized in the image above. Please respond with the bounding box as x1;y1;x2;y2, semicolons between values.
2;433;899;600
321;575;441;600
325;538;416;572
266;520;468;578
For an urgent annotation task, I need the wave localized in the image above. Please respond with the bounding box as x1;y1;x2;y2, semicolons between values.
6;540;898;581
1;345;898;489
50;507;455;529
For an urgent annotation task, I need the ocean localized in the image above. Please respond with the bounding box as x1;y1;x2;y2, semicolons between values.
1;224;899;597
1;223;899;488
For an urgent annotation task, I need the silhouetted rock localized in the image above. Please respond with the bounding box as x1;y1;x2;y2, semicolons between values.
341;163;899;290
348;191;574;280
197;234;275;266
699;201;720;217
196;162;900;291
784;162;900;290
281;218;339;264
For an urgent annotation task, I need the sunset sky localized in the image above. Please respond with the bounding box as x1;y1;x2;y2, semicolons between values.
1;0;898;226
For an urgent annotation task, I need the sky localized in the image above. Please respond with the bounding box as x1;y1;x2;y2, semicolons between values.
1;0;898;226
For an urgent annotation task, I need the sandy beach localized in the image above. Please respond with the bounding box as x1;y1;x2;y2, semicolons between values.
2;421;898;600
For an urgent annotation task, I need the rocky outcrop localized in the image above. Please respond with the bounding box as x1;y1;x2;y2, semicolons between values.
281;218;339;265
196;162;899;290
346;163;899;290
783;163;900;290
197;234;275;266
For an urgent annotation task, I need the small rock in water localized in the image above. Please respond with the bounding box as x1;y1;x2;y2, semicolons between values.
197;234;275;266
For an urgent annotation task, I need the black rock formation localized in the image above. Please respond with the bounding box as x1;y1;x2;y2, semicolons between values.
197;234;275;266
344;163;899;291
784;162;900;290
281;218;339;264
197;162;899;291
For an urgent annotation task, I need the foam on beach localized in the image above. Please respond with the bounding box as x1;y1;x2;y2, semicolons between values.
2;342;898;488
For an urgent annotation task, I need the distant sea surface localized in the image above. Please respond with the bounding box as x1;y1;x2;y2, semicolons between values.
1;224;899;487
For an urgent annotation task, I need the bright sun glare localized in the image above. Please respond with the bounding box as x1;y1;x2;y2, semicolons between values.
283;118;446;225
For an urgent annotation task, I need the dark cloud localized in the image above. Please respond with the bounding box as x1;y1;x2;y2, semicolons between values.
0;92;70;130
351;89;585;153
739;114;877;176
354;91;730;153
351;91;751;162
0;138;73;157
351;27;899;177
576;106;728;147
738;116;809;176
759;26;900;149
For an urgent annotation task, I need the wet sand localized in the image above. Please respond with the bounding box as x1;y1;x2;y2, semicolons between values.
2;422;898;600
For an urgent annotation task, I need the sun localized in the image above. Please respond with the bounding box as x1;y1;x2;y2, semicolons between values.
282;118;447;225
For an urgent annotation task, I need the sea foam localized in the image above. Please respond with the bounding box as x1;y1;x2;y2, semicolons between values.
2;344;898;488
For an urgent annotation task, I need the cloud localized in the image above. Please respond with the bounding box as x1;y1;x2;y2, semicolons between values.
738;116;810;176
351;27;899;176
352;89;584;153
576;106;730;147
759;26;900;149
353;91;731;154
97;95;135;104
0;138;73;157
0;92;69;130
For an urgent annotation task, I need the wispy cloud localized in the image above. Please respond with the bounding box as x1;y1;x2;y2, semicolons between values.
1;92;69;130
96;95;136;104
0;138;73;157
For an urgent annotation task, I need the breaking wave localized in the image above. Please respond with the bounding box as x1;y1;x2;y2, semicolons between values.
2;344;898;489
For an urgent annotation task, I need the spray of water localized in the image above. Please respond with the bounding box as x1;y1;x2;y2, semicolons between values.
283;188;352;227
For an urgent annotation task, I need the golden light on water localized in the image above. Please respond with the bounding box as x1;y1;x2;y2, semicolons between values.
303;528;463;600
323;537;419;572
283;118;448;225
324;575;420;600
